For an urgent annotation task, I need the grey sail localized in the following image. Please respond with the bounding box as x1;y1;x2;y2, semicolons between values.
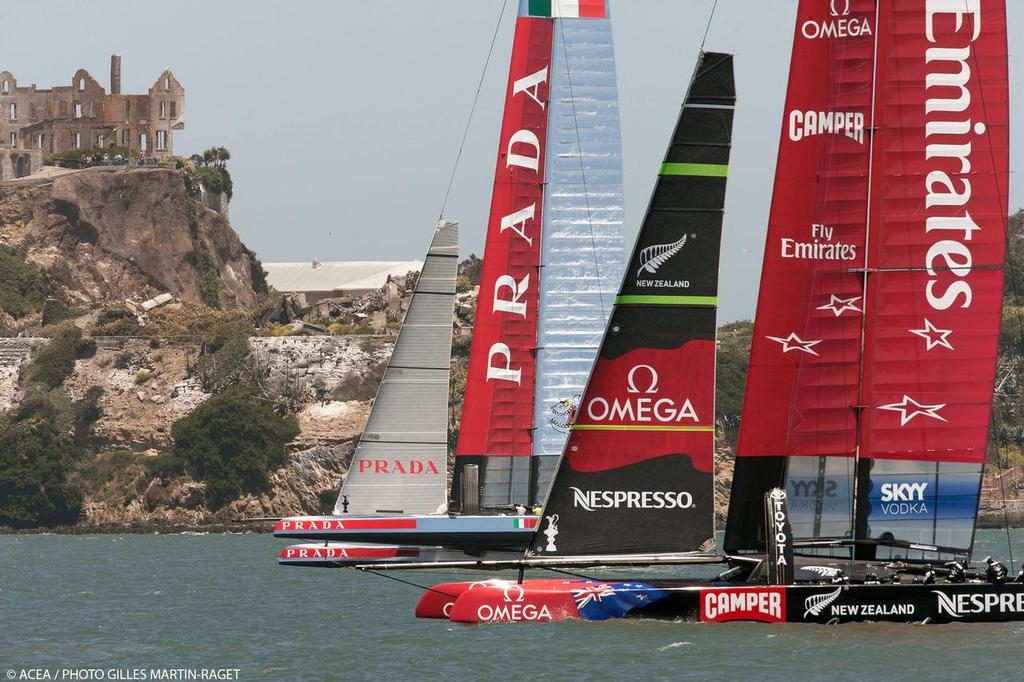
334;220;458;515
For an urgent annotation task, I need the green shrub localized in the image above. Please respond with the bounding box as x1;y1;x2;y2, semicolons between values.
0;246;47;318
715;320;753;435
195;320;255;392
24;326;81;389
72;385;104;446
145;452;185;479
94;306;141;336
458;254;482;288
41;298;86;326
186;198;221;308
171;388;298;508
0;388;84;527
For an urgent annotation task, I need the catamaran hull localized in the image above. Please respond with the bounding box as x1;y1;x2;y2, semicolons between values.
429;579;1024;624
278;544;526;568
278;543;423;567
273;515;538;550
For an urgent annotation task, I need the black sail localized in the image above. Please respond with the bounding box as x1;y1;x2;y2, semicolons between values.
529;53;735;557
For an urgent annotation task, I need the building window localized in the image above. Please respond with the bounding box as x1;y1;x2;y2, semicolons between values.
8;103;14;120
156;130;167;150
72;132;81;149
78;77;85;91
124;100;130;120
35;134;43;149
140;133;148;151
74;103;83;118
164;77;170;90
1;80;8;94
159;101;168;119
170;101;177;118
121;128;130;146
9;132;16;147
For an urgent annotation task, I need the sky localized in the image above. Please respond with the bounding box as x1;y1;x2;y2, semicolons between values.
1;0;1022;322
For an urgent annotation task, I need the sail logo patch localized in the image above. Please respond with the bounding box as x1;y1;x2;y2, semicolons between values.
803;587;843;617
874;481;931;517
700;588;786;623
781;224;858;262
788;478;842;514
634;234;694;289
934;591;1024;618
585;364;700;424
803;588;917;619
799;0;872;41
549;394;580;433
788;110;865;144
358;459;440;475
569;487;694;511
921;2;987;312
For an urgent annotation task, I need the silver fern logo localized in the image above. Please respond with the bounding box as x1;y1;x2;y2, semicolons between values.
636;235;689;278
802;565;843;579
803;587;843;618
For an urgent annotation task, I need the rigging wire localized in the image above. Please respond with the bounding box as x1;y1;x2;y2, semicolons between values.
437;0;510;221
698;0;720;54
356;567;461;599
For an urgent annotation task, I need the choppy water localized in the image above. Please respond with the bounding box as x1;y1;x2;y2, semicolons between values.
3;530;1024;681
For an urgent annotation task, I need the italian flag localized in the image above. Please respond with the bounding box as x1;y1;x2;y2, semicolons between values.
528;0;606;19
514;517;538;529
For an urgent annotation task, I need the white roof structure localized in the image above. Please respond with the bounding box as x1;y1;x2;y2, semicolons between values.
263;260;423;296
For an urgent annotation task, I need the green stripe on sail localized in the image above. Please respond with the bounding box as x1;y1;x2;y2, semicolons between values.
571;425;715;432
528;0;553;16
659;162;729;177
614;295;718;306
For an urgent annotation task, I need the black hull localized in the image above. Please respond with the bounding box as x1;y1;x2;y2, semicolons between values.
634;582;1024;624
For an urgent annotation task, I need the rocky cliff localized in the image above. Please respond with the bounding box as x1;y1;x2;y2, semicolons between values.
0;167;265;311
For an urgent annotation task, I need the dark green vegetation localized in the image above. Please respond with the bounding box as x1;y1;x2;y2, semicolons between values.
186;199;221;309
170;388;298;509
0;246;47;318
991;209;1024;466
190;147;233;200
715;320;752;436
0;327;102;527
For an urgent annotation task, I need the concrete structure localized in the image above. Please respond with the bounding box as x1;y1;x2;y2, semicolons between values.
0;55;184;161
0;147;42;180
263;260;423;302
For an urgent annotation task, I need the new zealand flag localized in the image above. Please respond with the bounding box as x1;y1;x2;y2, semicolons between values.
569;581;667;621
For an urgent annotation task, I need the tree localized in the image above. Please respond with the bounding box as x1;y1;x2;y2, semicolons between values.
171;388;298;508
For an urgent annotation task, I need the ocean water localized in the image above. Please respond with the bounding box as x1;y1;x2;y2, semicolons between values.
3;530;1024;681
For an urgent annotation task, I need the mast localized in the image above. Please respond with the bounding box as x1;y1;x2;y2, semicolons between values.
335;221;459;515
457;0;623;509
529;52;735;557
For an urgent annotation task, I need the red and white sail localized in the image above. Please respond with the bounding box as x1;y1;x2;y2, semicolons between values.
727;0;1008;558
458;0;624;508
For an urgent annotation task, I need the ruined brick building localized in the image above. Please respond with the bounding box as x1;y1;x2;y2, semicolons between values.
0;55;184;161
